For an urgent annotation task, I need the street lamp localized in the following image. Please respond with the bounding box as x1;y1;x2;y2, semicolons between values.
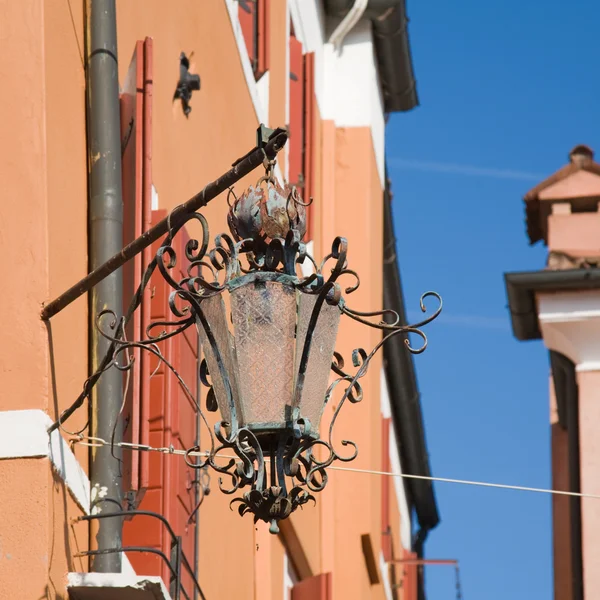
149;164;441;533
45;127;440;534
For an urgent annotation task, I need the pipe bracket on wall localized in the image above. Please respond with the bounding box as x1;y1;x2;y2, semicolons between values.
173;52;201;117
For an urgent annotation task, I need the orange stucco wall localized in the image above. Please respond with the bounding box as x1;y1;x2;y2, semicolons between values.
0;0;49;413
0;1;411;597
0;459;88;600
0;1;89;597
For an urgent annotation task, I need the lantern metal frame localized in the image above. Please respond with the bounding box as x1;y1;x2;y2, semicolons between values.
89;163;441;533
45;128;441;534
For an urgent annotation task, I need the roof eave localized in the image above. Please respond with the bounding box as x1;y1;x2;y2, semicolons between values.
383;176;440;533
504;268;600;341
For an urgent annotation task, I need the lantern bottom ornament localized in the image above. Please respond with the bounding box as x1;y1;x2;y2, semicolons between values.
97;164;442;534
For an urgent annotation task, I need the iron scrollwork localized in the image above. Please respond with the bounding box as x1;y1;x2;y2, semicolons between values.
88;162;442;534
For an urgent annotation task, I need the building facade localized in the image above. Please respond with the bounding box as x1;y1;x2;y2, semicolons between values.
506;145;600;600
0;1;439;599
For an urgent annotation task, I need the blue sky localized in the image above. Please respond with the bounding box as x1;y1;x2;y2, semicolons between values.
386;0;600;597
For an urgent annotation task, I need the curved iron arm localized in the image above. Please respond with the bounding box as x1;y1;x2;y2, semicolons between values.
41;124;288;321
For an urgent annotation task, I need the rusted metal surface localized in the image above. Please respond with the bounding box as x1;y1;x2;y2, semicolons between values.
40;125;288;321
52;153;442;533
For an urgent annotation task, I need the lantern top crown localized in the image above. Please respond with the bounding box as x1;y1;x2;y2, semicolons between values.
227;176;307;247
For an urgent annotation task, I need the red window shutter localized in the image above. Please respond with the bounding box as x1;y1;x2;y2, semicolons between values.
291;573;332;600
381;417;393;561
303;52;315;241
239;0;257;72
123;210;170;578
140;35;153;495
123;210;200;591
121;38;153;506
289;30;304;191
256;0;269;77
239;1;268;78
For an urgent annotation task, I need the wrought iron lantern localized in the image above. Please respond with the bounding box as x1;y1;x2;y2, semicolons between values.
43;128;440;537
118;161;441;534
44;135;440;535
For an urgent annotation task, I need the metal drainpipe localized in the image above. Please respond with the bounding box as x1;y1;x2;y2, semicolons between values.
86;0;124;573
566;375;583;600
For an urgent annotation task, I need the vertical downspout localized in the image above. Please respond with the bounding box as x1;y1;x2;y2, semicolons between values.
86;0;124;573
550;351;583;600
566;376;583;600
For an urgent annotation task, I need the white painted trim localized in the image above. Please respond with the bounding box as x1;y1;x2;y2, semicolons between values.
380;551;393;600
283;552;297;599
151;184;159;210
576;362;600;372
540;310;600;323
0;410;137;576
256;71;270;127
322;22;385;186
288;0;305;48
223;0;284;184
0;409;90;514
380;371;412;550
538;289;600;319
538;290;600;368
380;369;392;418
0;409;52;458
121;555;137;578
224;0;268;125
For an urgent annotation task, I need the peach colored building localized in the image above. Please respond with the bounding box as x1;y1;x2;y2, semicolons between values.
0;1;440;599
506;145;600;600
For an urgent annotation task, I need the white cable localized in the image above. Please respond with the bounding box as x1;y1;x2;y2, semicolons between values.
328;465;600;500
71;436;600;501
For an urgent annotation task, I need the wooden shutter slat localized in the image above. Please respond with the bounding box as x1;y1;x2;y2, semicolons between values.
288;32;304;190
256;0;269;77
239;0;257;71
140;34;154;496
303;52;315;241
120;40;145;501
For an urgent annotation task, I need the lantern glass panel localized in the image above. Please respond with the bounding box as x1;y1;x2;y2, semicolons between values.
230;280;297;429
197;294;241;425
294;292;341;434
